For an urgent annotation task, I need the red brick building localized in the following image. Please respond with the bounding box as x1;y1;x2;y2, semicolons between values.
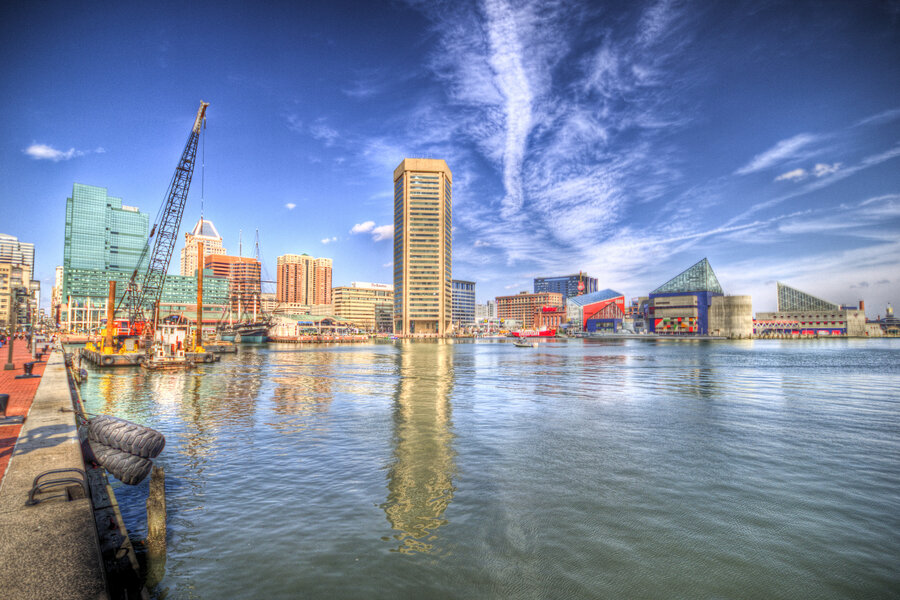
495;291;564;330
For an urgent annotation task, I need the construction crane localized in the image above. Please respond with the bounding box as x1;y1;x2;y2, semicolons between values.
119;101;209;340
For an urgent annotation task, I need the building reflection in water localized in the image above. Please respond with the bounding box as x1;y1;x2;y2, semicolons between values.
267;349;336;433
381;340;457;554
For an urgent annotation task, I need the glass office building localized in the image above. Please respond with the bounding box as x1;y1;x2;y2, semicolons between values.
60;183;228;328
451;279;476;326
534;273;598;300
62;183;150;300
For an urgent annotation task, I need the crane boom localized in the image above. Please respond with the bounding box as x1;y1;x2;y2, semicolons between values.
121;101;209;337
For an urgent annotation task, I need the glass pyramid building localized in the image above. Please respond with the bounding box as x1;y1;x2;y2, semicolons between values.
776;282;838;311
651;258;723;295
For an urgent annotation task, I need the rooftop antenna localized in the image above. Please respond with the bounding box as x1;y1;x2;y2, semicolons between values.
239;229;242;258
255;228;260;261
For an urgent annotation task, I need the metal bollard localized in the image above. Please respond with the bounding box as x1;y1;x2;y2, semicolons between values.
0;394;8;417
15;361;40;379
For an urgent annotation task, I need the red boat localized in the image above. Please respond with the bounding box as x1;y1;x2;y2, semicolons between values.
512;329;556;338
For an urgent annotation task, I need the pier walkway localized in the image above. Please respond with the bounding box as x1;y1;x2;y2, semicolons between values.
0;345;108;599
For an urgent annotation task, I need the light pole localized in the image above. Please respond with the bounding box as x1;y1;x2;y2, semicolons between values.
4;288;20;370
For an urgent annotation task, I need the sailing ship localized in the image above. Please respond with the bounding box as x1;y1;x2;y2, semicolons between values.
217;291;271;344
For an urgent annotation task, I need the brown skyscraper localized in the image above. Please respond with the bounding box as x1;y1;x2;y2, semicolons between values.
393;158;452;336
204;255;261;313
276;254;332;305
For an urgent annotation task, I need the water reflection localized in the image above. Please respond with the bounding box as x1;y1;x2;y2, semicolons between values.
267;348;336;433
381;341;457;554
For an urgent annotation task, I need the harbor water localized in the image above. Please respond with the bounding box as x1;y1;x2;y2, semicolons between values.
78;339;900;599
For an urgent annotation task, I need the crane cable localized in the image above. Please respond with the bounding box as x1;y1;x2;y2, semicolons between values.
201;115;206;220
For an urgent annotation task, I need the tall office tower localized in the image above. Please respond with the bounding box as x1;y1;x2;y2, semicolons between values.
62;183;149;302
393;158;452;336
180;217;226;276
276;254;332;305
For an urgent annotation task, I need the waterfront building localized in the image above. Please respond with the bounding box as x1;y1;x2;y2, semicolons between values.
393;158;453;336
61;268;229;332
272;303;333;316
495;291;564;331
475;300;496;321
61;184;149;326
63;184;148;280
566;289;626;333
332;282;394;332
534;273;597;301
58;183;230;330
205;255;262;314
180;217;226;276
0;263;13;326
51;266;63;323
451;280;476;327
260;292;278;313
753;282;865;337
534;305;567;331
876;304;899;335
0;233;35;277
647;258;751;337
276;254;332;306
0;233;37;328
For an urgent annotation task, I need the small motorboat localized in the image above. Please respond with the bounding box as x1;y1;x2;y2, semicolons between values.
513;339;538;348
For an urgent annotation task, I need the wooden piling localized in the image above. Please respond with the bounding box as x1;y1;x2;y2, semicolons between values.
145;465;167;588
147;465;166;552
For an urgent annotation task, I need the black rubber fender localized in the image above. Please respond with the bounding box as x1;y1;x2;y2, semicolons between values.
88;440;153;486
101;355;115;366
88;414;165;459
204;352;214;363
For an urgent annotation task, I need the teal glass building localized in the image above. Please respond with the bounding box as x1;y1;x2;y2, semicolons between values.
60;183;228;327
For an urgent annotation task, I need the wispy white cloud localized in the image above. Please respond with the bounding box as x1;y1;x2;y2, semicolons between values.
310;120;340;146
854;106;900;127
24;143;103;161
474;240;491;247
735;133;819;175
285;202;296;210
812;162;840;177
372;224;394;241
321;236;337;244
350;221;375;234
350;220;392;241
775;168;807;182
285;114;303;133
637;0;679;47
483;0;535;216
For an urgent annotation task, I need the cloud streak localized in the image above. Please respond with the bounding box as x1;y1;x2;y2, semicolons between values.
24;143;105;161
735;133;819;175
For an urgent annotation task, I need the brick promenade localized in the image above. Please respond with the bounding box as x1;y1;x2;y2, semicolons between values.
0;339;50;487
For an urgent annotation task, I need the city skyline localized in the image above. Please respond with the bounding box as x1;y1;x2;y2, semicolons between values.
2;1;899;313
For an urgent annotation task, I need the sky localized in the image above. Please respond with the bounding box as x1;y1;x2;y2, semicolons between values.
1;0;899;314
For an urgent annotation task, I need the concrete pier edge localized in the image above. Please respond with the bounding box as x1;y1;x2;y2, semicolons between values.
0;348;145;599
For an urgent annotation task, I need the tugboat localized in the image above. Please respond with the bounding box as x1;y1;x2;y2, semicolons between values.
142;343;194;370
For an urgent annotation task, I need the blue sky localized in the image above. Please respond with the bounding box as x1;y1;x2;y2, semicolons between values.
2;0;899;313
